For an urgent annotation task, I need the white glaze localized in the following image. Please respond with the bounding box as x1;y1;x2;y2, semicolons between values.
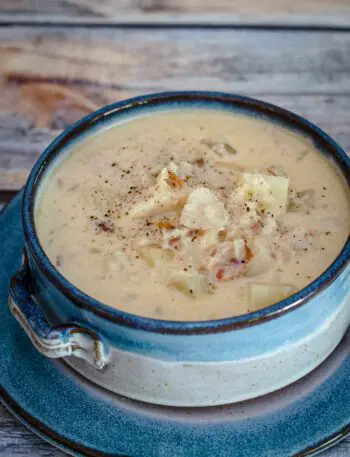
65;278;349;406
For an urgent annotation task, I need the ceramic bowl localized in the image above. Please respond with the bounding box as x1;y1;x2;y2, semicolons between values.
8;92;350;407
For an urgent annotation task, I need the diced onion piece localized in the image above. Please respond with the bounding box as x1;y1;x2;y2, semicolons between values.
264;165;288;178
248;283;297;310
169;271;212;298
201;138;237;156
233;239;246;262
137;245;174;267
240;172;289;214
180;187;229;229
288;189;316;212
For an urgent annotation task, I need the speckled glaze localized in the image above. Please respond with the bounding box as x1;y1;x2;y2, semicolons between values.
10;92;350;407
1;195;350;456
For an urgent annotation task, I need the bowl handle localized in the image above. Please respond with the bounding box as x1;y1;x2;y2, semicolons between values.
8;255;107;370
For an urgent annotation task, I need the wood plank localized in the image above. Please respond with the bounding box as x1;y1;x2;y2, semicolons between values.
1;94;350;191
0;191;17;210
1;13;350;28
1;0;350;27
0;404;66;456
3;0;350;15
321;438;350;457
0;403;349;456
2;28;350;95
1;27;350;191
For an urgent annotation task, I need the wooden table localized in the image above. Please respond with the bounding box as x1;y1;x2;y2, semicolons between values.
0;2;349;455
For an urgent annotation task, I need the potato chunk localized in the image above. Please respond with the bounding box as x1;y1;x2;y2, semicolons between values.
168;161;193;179
169;271;212;298
248;283;297;310
131;168;188;218
180;187;229;230
239;172;289;214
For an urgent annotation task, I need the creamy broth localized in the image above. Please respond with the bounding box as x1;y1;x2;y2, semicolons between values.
35;109;350;321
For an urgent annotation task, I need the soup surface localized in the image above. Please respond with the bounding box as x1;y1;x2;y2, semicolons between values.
36;109;350;321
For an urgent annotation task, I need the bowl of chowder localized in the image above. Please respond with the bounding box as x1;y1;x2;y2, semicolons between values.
9;92;349;407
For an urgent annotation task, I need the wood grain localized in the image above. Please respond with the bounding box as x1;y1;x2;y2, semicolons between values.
0;404;66;456
1;27;350;190
1;0;350;27
3;0;350;15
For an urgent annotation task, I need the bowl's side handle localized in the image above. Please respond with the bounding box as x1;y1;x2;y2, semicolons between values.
8;261;107;370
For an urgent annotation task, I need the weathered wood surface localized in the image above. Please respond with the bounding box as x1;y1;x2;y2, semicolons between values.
1;0;350;27
3;0;350;15
0;17;350;457
0;193;16;211
0;405;66;456
0;403;349;456
1;27;350;190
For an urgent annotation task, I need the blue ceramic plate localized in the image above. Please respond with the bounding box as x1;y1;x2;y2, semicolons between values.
1;194;349;457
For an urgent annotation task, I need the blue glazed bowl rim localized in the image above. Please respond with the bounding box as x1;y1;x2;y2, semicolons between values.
22;91;350;334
